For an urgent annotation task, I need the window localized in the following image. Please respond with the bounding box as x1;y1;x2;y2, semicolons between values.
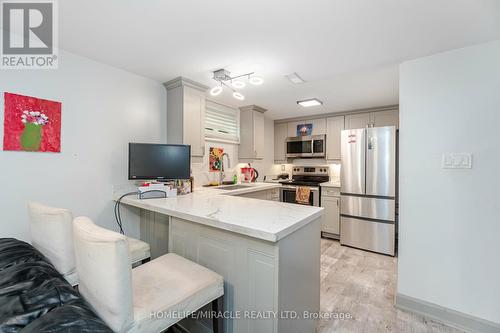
205;100;240;143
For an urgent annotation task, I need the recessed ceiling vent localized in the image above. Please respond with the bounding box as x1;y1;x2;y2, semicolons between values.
286;72;306;84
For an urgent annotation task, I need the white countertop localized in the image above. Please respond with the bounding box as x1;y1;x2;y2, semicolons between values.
200;182;282;195
117;182;323;243
320;181;341;188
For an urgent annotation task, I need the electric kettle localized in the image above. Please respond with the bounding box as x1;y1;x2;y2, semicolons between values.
240;164;259;182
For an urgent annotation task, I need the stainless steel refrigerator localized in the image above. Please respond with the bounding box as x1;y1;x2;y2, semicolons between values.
340;126;397;256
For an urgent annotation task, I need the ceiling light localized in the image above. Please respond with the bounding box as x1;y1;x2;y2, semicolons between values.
210;69;262;100
249;76;264;85
286;72;305;84
297;98;323;107
209;86;223;96
231;80;246;89
233;92;245;100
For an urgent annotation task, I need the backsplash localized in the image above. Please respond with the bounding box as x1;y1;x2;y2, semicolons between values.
191;141;274;186
270;159;341;183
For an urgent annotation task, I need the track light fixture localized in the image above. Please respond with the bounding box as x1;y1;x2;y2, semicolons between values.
209;86;223;96
209;69;263;100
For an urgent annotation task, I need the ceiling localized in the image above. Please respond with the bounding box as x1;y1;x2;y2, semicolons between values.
60;0;500;119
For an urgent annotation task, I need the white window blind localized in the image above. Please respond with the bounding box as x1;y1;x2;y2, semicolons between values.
205;101;240;143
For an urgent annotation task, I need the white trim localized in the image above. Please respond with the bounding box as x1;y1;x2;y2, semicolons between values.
205;137;240;145
274;104;398;123
395;293;500;333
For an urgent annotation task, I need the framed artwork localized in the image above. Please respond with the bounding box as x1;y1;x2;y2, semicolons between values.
209;147;224;172
3;92;61;152
297;123;313;136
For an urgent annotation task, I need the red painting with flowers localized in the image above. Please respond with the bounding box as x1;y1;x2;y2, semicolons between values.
3;92;61;152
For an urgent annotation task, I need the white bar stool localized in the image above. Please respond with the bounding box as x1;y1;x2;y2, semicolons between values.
73;216;224;333
27;202;151;285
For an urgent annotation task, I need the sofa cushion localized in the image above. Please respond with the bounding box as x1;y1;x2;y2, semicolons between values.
0;238;112;333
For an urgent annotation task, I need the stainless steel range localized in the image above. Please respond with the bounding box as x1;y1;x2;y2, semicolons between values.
279;166;330;206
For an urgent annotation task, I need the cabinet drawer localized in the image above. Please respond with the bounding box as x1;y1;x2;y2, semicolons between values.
321;187;340;197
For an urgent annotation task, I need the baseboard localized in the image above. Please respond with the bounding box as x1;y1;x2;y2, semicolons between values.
395;293;500;333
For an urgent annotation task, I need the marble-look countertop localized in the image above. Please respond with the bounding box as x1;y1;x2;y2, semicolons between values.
320;181;341;188
117;182;323;243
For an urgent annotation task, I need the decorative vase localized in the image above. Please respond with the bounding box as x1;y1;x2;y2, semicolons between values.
20;123;42;151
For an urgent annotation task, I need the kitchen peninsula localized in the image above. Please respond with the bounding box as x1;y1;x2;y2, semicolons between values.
116;183;323;333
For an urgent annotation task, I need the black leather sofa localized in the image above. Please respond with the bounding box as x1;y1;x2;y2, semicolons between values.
0;238;113;333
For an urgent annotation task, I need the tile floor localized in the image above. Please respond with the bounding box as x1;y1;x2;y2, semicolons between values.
318;238;464;333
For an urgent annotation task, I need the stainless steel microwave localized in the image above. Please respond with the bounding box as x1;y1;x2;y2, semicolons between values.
286;134;326;158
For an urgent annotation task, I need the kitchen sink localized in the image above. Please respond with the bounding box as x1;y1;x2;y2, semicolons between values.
217;184;252;190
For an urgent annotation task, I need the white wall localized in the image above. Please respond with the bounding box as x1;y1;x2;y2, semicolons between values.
192;116;276;185
0;51;166;241
398;40;500;323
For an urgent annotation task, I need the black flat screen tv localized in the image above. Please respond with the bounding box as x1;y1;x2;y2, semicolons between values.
128;143;191;180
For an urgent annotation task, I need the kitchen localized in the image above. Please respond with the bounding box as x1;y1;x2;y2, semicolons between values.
141;75;411;332
2;2;498;333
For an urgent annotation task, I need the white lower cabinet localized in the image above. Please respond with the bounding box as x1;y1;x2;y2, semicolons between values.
236;188;280;201
320;188;340;237
167;216;321;333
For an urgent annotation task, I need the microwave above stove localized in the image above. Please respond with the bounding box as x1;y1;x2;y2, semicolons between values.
286;134;326;158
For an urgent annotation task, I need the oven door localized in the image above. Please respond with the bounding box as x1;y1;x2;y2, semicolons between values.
280;186;320;206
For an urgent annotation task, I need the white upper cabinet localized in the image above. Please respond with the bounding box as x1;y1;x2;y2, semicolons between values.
274;122;288;162
253;111;265;159
287;118;326;137
345;113;372;130
372;109;399;128
239;105;267;160
345;109;399;129
326;116;344;160
164;77;207;159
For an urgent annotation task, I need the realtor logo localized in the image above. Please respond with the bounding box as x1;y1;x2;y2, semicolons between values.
1;0;58;69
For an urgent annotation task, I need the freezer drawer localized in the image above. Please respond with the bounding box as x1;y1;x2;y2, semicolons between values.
340;217;395;255
340;195;395;221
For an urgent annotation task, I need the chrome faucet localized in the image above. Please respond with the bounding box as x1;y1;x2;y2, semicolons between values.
219;153;230;184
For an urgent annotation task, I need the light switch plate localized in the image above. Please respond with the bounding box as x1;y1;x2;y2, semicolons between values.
442;153;472;169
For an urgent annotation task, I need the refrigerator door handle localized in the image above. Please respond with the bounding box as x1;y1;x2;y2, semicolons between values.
367;136;374;150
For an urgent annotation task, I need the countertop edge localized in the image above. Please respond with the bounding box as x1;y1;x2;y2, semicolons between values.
119;196;281;242
115;183;323;243
320;182;341;188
